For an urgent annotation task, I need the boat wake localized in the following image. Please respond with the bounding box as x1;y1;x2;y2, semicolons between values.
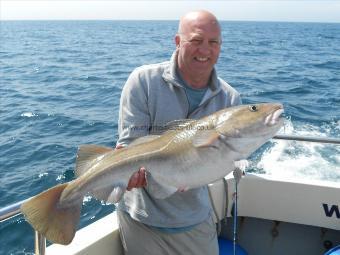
256;120;340;182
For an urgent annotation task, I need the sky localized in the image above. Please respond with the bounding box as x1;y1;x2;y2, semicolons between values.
1;0;340;23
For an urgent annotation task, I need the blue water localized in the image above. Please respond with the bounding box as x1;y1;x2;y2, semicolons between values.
0;20;339;254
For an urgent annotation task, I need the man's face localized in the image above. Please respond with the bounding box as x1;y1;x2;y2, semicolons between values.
176;19;221;81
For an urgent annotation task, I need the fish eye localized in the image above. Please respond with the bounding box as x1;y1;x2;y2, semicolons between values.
249;105;258;112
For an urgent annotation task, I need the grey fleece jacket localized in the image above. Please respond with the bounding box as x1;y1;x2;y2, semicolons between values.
117;52;241;228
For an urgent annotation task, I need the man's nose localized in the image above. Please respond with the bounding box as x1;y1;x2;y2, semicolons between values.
197;40;211;54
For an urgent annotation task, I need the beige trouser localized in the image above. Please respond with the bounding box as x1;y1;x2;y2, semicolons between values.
117;210;218;255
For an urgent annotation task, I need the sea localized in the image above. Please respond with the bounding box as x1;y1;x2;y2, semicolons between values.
0;20;339;254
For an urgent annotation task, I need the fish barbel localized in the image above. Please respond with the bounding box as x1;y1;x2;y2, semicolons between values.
21;103;284;244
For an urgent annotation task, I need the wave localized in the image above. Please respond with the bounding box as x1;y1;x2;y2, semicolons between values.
254;120;340;182
313;60;340;70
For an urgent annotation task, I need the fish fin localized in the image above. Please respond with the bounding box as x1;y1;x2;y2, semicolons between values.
91;186;114;202
20;183;82;245
107;186;125;204
92;185;126;204
234;159;249;171
145;172;177;199
129;135;161;147
192;129;220;148
76;145;113;177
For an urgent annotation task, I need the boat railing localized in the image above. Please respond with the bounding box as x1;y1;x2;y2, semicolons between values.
273;134;340;144
0;135;339;255
0;199;46;255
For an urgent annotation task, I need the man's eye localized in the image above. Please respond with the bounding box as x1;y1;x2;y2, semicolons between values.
190;39;202;45
209;40;221;46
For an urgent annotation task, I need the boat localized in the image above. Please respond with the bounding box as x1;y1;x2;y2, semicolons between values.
1;135;339;255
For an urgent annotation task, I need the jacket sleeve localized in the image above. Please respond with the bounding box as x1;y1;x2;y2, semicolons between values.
231;91;242;106
218;78;242;107
117;69;151;147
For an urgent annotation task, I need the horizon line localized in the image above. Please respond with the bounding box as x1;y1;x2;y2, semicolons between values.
1;19;340;24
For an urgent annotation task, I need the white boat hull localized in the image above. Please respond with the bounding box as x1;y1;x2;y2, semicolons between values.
47;173;340;255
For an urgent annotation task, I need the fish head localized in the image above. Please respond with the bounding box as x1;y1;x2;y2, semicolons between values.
214;103;284;159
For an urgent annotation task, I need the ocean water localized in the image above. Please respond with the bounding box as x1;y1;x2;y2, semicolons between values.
0;20;339;254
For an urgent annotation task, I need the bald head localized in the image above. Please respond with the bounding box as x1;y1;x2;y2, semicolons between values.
178;10;221;35
175;10;222;88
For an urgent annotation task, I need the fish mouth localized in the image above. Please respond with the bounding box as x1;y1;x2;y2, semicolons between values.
264;106;284;127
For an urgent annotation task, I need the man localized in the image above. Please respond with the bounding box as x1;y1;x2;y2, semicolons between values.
116;10;241;255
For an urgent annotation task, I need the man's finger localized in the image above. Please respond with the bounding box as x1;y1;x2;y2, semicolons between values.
127;168;147;190
127;172;139;191
135;168;146;187
140;168;147;187
115;144;124;150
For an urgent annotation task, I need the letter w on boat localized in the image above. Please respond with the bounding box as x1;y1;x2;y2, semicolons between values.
21;103;284;245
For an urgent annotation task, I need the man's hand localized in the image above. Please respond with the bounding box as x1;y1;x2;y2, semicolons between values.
127;167;147;191
115;144;147;191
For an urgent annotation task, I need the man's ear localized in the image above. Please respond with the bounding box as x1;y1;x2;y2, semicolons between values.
175;34;181;48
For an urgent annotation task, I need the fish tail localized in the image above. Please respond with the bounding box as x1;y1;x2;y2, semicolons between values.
20;183;81;245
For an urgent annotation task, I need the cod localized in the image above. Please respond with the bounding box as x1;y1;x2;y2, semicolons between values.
21;103;284;245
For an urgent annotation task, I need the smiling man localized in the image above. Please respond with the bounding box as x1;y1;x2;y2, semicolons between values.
116;10;241;255
176;11;222;89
